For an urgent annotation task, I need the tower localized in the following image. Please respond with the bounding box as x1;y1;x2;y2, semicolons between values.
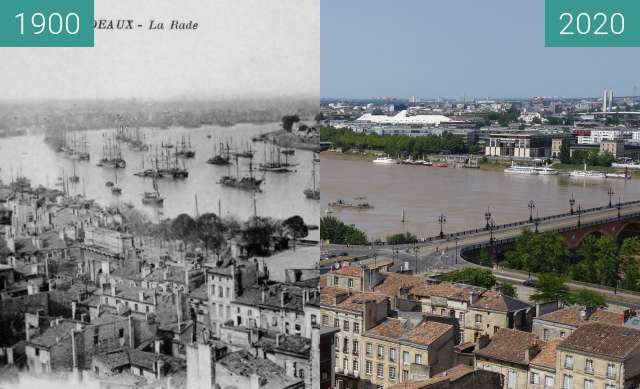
603;89;608;113
608;89;614;112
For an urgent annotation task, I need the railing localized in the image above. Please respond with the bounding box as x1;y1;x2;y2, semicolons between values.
366;200;640;248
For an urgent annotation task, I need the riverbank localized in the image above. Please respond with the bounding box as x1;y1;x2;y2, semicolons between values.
262;129;319;151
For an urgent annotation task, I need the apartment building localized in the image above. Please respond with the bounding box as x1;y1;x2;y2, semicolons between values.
464;290;533;343
532;305;624;342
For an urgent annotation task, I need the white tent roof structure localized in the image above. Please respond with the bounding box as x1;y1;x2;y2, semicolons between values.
355;110;452;125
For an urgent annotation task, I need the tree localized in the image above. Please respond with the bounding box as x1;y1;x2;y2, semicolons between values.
242;216;276;256
565;289;607;308
505;230;568;274
320;216;368;245
619;237;640;291
171;214;197;251
573;235;619;287
559;137;571;164
386;232;417;245
499;282;518;298
531;273;569;303
441;268;496;289
282;215;309;239
281;115;300;132
195;213;227;257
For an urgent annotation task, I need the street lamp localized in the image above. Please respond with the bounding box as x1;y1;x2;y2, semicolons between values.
484;206;492;230
577;204;582;227
438;214;446;239
528;200;536;223
569;193;575;215
454;236;459;265
608;187;615;208
489;219;496;244
534;210;540;233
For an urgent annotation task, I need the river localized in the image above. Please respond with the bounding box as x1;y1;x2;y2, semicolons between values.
321;153;640;241
0;123;318;239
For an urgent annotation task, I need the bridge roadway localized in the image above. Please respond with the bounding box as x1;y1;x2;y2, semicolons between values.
324;200;640;307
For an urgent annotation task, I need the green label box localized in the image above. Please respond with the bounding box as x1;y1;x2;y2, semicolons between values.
0;0;93;47
546;0;640;47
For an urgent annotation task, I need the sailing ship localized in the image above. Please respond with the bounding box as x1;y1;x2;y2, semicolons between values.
96;133;126;169
111;170;122;195
259;146;297;173
175;135;196;158
68;160;80;183
206;140;232;165
219;156;264;191
233;140;254;158
303;158;319;200
142;175;164;205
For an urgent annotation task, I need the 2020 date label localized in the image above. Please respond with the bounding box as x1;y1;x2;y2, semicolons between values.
0;0;93;47
546;0;640;46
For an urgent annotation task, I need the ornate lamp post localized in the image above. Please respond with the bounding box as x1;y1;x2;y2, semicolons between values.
534;210;540;233
484;206;492;230
454;236;459;265
577;204;582;227
489;219;496;245
528;200;536;223
608;187;615;208
569;193;575;215
438;214;446;239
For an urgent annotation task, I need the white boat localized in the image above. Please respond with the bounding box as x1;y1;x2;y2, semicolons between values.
373;156;398;165
612;162;640;170
534;163;558;175
504;162;538;175
605;172;631;179
570;163;606;179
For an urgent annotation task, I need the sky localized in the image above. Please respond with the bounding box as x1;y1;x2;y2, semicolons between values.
0;0;319;100
321;0;640;99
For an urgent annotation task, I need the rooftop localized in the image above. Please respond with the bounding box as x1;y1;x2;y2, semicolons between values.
365;317;453;347
530;338;563;370
536;306;623;328
386;364;474;389
471;290;532;313
475;328;543;365
559;322;640;360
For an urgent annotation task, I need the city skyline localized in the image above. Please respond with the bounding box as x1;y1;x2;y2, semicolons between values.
321;0;640;99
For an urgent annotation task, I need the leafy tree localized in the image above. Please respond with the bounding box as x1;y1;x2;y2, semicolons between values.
386;232;417;245
281;115;300;132
565;289;607;308
619;237;640;291
171;213;197;251
320;216;368;245
242;216;276;256
505;230;568;274
499;282;518;298
441;267;496;289
573;235;619;287
195;213;227;257
282;215;309;239
531;273;569;303
478;247;492;267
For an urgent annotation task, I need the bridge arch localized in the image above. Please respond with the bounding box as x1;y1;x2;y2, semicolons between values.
615;222;640;243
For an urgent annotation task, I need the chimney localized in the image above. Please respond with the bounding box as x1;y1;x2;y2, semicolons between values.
524;345;540;363
71;300;77;320
276;333;282;348
154;338;162;354
469;291;479;306
581;306;596;321
139;291;145;302
280;289;288;308
475;334;490;350
261;287;266;303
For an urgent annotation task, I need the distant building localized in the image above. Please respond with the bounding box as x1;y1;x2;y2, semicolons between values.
485;133;552;159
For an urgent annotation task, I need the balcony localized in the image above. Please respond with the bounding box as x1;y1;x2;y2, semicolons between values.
353;370;359;378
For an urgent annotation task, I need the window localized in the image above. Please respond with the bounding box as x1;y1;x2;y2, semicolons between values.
560;331;566;337
343;358;348;371
365;360;372;375
118;328;124;338
584;379;593;389
376;363;383;378
348;279;353;288
93;328;99;346
389;348;396;362
353;322;360;333
543;328;549;341
343;338;348;353
333;276;339;285
585;359;593;374
343;321;350;332
352;340;359;355
530;372;540;385
353;359;359;372
402;370;409;382
475;314;482;324
544;375;554;389
334;318;339;328
299;369;304;379
605;385;616;389
366;343;372;356
35;348;39;356
563;374;573;389
607;363;616;379
507;371;516;389
311;315;317;326
415;354;422;364
389;367;396;380
322;315;329;326
377;345;384;358
459;313;465;323
402;351;409;364
564;355;574;369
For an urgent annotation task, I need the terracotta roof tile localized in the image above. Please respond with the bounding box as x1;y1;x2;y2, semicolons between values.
410;282;482;301
365;318;453;347
559;322;640;359
387;364;474;389
329;266;362;277
537;306;623;327
475;328;543;365
530;338;563;369
320;286;388;312
471;290;532;313
373;272;423;298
